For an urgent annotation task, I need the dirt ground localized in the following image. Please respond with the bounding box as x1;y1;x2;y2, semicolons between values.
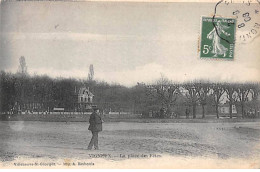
0;120;260;167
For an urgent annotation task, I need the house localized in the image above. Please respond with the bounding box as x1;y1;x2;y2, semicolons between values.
218;104;229;114
75;87;94;111
218;103;237;115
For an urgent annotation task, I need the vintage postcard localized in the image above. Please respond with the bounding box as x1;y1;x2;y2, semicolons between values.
0;0;260;169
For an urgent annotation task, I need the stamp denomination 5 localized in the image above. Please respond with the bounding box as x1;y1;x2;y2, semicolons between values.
200;16;236;59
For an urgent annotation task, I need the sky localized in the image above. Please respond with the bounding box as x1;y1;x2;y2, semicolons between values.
0;1;260;86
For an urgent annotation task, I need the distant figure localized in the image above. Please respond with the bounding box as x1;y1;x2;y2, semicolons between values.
88;107;103;150
159;108;165;119
185;108;190;119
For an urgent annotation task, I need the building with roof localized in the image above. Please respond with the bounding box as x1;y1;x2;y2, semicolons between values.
75;87;94;112
218;103;237;117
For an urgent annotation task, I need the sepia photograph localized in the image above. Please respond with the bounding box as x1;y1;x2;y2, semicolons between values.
0;0;260;169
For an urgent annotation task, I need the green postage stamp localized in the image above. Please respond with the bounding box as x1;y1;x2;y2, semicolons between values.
200;16;236;59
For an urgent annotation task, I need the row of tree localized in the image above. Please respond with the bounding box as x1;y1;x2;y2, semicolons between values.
0;71;259;118
144;76;260;119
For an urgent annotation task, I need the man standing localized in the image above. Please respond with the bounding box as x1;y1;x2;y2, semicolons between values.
88;107;103;150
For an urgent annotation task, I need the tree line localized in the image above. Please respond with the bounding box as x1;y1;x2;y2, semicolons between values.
0;71;259;118
145;76;260;119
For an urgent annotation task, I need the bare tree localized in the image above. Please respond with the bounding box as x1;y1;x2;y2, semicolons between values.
87;64;94;81
249;83;260;116
16;56;28;113
183;82;199;119
212;83;225;119
195;81;211;118
146;75;179;117
18;56;28;75
236;84;251;118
